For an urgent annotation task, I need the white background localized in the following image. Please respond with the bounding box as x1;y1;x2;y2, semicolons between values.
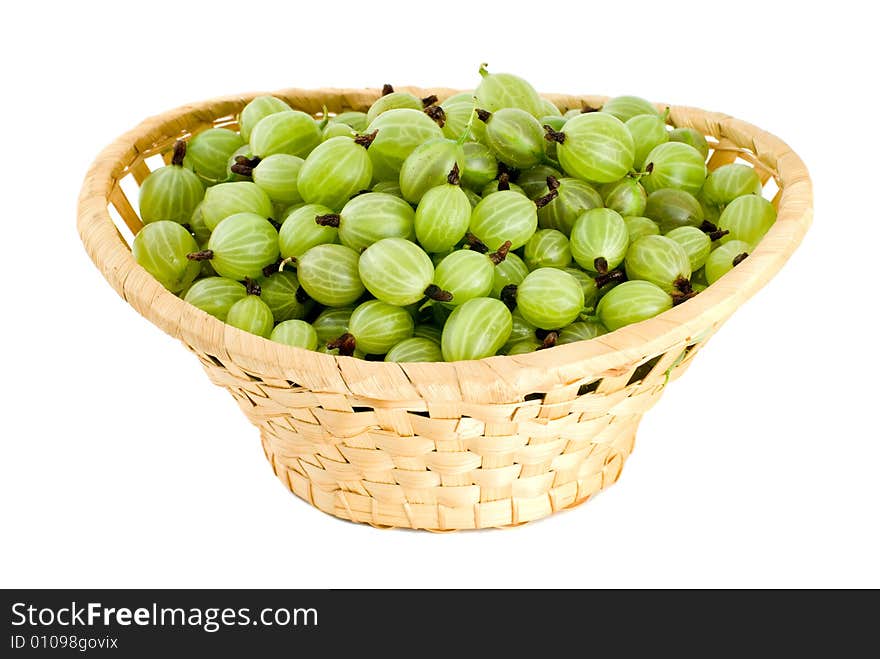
1;0;877;589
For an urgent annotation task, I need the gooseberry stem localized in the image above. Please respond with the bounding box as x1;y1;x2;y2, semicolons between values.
327;333;356;357
315;213;341;228
186;249;213;262
465;233;489;254
424;284;453;302
538;331;559;350
594;269;626;288
488;241;512;265
278;256;296;272
500;284;518;310
534;188;558;208
447;164;461;186
171;140;187;167
262;257;284;278
354;130;379;149
732;252;749;267
543;125;566;144
673;276;692;295
231;155;261;177
425;105;446;127
244;277;262;296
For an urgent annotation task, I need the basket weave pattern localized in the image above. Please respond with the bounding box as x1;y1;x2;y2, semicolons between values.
78;87;812;530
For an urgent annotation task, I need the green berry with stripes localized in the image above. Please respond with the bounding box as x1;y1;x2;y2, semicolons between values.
414;170;472;253
203;212;279;281
623;215;661;242
705;240;751;284
480;108;546;169
329;111;369;132
366;90;423;124
182;277;247;321
249;110;322;158
504;309;538;349
270;319;318;350
132;221;201;293
226;295;274;338
399;138;465;204
517;164;563;200
570;208;630;274
238;96;292;143
329;192;415;252
515;267;585;329
562;267;599;309
200;181;272;231
557;319;607;344
625;235;692;293
459;142;498;192
717;195;776;248
183;128;245;184
359;238;435;306
492;252;529;298
385;337;444;363
278;203;339;261
312;307;355;344
138;142;205;225
600;95;660;123
347;300;415;354
536;177;604;236
441;297;513;361
601;177;647;218
297;136;374;211
252;154;304;205
367;109;444;182
506;338;542;355
433;250;495;306
296;244;365;307
668;127;710;159
372;180;405;198
188;202;211;244
626;114;669;171
440;98;486;143
475;64;545;118
524;229;572;269
412;323;443;344
322;122;356;140
469;190;538;250
641;142;708;195
702;164;763;207
258;270;312;322
665;226;712;271
644;188;704;233
554;112;635;184
597;280;673;331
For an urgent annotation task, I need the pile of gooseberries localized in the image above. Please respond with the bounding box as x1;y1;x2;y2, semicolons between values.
133;65;775;362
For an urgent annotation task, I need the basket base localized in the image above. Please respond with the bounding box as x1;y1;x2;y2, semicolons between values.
259;420;638;532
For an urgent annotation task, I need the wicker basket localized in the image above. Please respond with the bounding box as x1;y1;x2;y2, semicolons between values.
77;87;812;531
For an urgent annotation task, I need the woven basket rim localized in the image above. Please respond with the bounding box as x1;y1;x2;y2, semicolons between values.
77;86;812;395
